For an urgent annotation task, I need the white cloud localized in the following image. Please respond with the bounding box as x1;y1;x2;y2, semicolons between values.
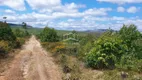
0;0;25;11
26;0;61;10
67;19;75;22
38;2;86;14
111;16;125;20
117;7;125;12
0;0;141;31
127;6;140;13
1;12;142;31
84;8;112;16
0;7;112;23
97;0;142;4
4;9;15;14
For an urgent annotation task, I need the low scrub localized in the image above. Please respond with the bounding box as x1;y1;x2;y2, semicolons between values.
0;40;11;55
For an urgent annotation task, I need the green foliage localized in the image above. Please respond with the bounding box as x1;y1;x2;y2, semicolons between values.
0;22;16;41
119;24;141;47
22;22;27;29
0;40;11;54
40;27;59;42
78;33;97;60
119;24;142;58
86;33;128;69
85;25;142;70
13;28;30;37
79;33;96;46
132;39;142;59
117;54;142;71
0;22;28;57
15;38;26;48
0;22;16;56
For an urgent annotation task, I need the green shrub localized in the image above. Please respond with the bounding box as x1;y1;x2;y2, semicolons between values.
0;22;16;41
131;39;142;59
0;40;11;55
86;34;128;69
119;24;141;49
78;41;93;60
117;54;142;72
14;38;26;48
40;27;59;42
13;28;30;38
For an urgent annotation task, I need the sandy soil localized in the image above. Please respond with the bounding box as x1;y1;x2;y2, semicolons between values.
0;36;62;80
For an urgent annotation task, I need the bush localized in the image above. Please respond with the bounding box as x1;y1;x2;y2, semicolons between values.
0;22;17;57
117;54;142;73
14;38;26;48
41;42;65;53
0;22;16;41
13;28;30;38
131;39;142;59
40;27;59;42
86;33;128;69
119;24;141;48
119;24;142;59
0;40;11;55
78;41;93;60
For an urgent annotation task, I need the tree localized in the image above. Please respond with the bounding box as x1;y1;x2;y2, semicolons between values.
3;17;7;23
119;24;142;58
40;27;59;42
119;24;141;47
72;30;77;34
22;22;27;29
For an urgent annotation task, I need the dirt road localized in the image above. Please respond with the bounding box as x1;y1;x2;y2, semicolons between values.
0;36;62;80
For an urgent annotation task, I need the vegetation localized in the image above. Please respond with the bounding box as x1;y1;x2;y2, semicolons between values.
0;22;30;57
39;24;142;79
0;22;16;56
85;24;142;73
39;27;59;42
86;33;128;69
13;28;30;38
0;22;16;41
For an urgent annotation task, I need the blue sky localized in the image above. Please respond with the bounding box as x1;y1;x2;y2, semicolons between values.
0;0;142;31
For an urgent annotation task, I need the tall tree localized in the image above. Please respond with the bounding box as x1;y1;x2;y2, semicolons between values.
22;22;27;29
3;17;7;23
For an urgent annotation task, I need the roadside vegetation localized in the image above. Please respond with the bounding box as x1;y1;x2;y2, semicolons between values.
0;22;30;57
1;21;142;79
39;24;142;80
0;22;30;73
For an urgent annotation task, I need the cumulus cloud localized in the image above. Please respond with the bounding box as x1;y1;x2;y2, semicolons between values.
117;7;125;12
84;8;112;16
4;9;16;14
26;0;61;10
0;0;141;31
127;6;140;13
0;0;25;11
97;0;142;4
38;2;86;14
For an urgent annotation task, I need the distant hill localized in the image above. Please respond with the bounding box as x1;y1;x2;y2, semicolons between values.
85;29;112;33
8;23;32;28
